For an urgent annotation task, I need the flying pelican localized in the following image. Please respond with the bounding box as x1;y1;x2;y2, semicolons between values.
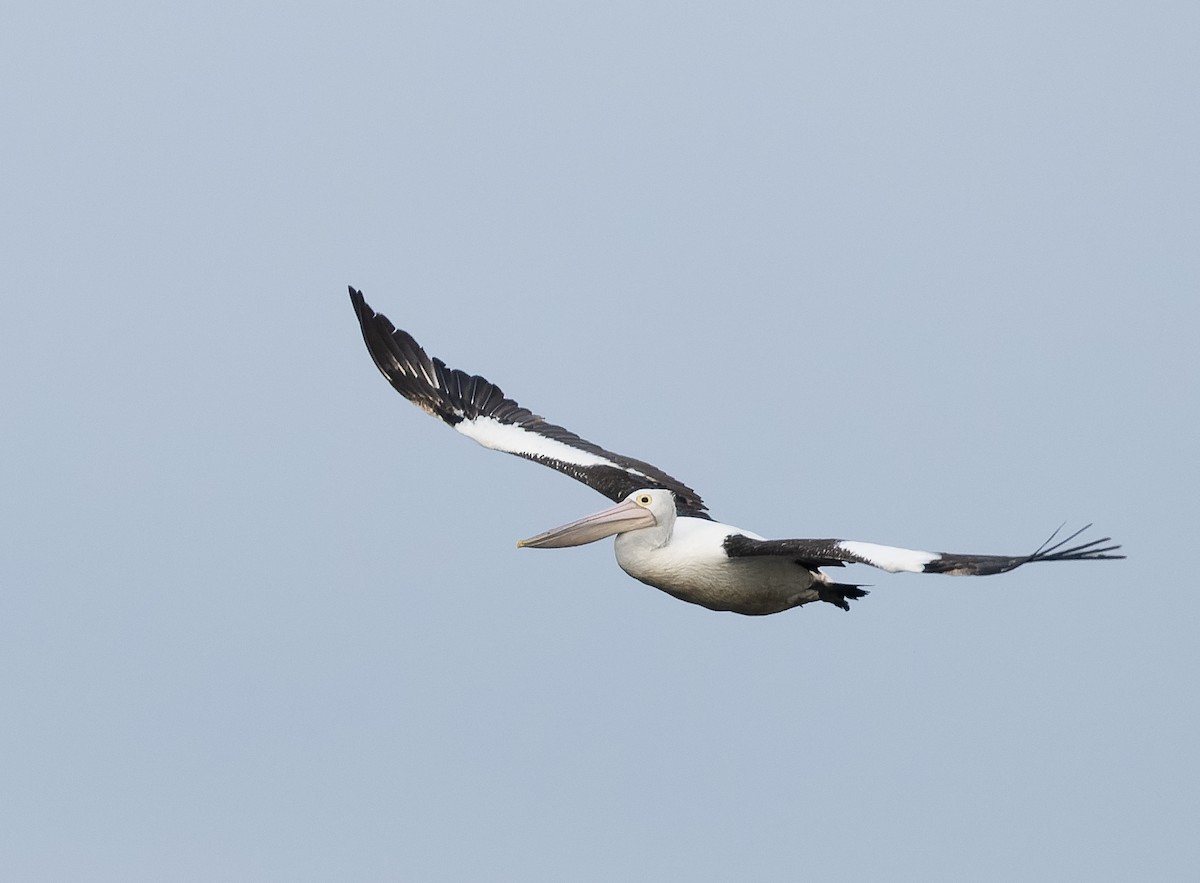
349;287;1122;616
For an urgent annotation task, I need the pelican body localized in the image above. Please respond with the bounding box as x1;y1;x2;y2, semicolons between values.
517;491;855;615
349;287;1123;616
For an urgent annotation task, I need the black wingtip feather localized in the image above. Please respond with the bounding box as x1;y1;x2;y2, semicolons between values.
1028;524;1125;564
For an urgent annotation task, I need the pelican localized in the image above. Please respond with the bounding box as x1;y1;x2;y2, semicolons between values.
349;287;1123;616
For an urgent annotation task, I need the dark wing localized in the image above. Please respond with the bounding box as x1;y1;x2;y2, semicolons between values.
349;287;710;518
723;524;1123;575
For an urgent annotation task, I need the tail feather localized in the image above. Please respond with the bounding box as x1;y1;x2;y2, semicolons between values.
818;582;869;612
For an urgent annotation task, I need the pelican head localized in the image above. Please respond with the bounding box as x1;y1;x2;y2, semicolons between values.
517;489;677;549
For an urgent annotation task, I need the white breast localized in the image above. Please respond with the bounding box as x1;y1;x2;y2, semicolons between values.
614;517;820;615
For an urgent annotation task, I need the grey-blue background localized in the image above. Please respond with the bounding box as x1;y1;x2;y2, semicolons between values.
4;2;1196;880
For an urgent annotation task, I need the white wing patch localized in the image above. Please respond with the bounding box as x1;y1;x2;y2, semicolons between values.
837;541;939;573
456;416;645;474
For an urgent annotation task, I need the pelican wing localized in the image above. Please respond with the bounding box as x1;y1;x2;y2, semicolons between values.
723;524;1123;575
349;287;710;518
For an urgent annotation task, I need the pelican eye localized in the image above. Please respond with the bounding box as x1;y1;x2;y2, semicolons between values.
636;494;653;506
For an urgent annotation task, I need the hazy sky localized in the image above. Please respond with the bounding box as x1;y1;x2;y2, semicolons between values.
3;2;1197;880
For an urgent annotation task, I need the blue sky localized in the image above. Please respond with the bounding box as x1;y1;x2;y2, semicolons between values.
3;2;1197;880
